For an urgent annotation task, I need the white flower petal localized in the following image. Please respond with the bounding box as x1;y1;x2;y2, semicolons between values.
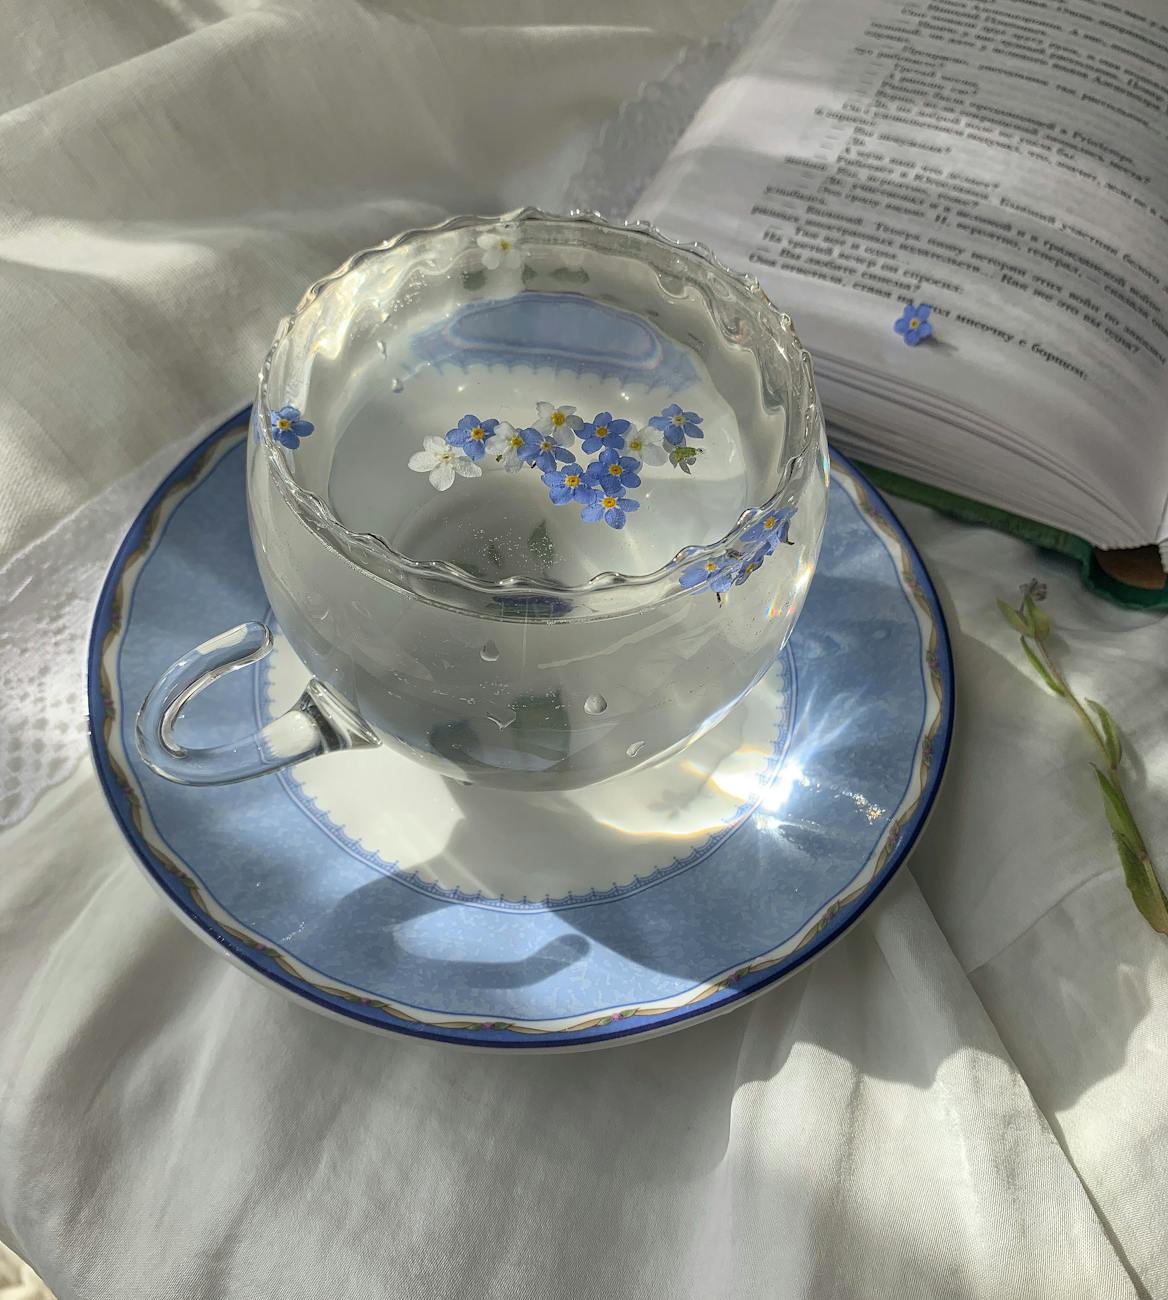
502;248;522;269
452;457;483;479
481;249;502;270
408;450;440;472
488;420;517;448
429;462;456;491
423;434;449;454
476;232;497;250
639;444;670;466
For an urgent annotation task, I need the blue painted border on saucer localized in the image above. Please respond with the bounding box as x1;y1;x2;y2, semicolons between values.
88;409;955;1049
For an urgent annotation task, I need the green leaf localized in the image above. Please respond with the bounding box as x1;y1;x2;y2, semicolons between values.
997;598;1030;635
1114;836;1168;935
1023;594;1051;640
1087;699;1122;768
670;446;699;476
461;268;487;291
527;521;556;567
1021;638;1064;695
1092;766;1139;847
1091;767;1168;933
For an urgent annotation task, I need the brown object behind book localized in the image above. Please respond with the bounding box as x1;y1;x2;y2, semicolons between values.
1094;547;1167;593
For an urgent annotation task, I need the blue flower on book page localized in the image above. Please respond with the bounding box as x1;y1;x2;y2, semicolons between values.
894;303;933;346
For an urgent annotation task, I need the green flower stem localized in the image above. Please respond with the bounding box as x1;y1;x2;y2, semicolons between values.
1000;590;1168;935
1029;635;1110;763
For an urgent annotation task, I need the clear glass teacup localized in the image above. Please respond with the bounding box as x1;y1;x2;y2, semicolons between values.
137;210;829;791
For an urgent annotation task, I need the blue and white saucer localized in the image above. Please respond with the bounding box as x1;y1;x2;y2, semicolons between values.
89;412;953;1050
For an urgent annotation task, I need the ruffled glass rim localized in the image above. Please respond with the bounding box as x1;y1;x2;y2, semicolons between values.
256;208;823;604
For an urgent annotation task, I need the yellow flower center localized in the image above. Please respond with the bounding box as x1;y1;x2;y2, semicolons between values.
277;418;291;430
602;496;618;509
499;239;511;251
705;561;718;572
509;435;524;448
541;440;553;451
608;464;623;476
550;411;565;426
672;414;685;425
595;425;608;437
909;317;920;329
470;427;485;440
763;517;776;530
629;438;642;450
565;474;580;487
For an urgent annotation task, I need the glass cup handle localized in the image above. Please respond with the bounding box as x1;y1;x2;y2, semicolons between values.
135;622;378;785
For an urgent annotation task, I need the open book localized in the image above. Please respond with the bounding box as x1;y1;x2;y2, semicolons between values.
633;0;1168;605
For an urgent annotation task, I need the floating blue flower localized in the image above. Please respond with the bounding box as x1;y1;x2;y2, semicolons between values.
743;505;796;552
679;552;739;593
649;403;704;447
579;412;631;454
585;448;642;491
446;413;499;461
270;405;314;449
581;486;640;530
733;547;771;585
542;464;592;506
894;303;933;346
520;427;577;473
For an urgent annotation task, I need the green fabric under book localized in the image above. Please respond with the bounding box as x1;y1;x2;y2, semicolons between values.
855;463;1168;612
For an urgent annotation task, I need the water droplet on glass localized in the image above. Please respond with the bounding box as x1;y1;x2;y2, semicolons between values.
376;340;386;357
584;693;608;715
626;740;645;758
479;641;500;662
391;377;404;394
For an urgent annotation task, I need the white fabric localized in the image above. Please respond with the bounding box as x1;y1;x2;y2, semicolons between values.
0;0;750;830
2;3;1167;1298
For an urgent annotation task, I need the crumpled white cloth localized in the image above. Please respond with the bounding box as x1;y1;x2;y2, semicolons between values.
1;2;1166;1298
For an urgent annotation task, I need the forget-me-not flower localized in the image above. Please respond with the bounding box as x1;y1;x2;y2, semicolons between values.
894;303;933;345
520;427;577;474
581;486;640;530
534;402;583;440
408;435;482;491
624;425;669;466
679;553;739;593
649;404;704;447
270;405;315;449
489;422;531;473
579;412;631;454
586;448;642;491
542;465;592;506
446;414;499;461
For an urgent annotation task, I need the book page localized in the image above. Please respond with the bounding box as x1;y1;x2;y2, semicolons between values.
634;0;1168;548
